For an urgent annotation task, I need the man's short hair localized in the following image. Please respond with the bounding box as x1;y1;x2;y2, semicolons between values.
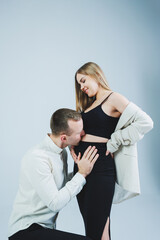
50;108;82;136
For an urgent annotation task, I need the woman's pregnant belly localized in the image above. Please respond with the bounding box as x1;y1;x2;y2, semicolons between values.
74;141;116;176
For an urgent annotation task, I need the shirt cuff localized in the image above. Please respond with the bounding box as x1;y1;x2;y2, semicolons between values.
72;172;86;186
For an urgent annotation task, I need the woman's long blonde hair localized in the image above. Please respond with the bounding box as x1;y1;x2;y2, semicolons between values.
75;62;111;112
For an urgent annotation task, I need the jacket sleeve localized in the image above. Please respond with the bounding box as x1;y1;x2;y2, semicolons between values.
107;103;154;153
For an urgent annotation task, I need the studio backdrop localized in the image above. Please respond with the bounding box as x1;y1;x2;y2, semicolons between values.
0;1;159;240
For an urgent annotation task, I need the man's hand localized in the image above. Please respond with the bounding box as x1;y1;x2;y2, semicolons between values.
70;146;99;178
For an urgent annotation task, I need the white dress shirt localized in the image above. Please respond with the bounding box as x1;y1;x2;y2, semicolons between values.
8;135;86;237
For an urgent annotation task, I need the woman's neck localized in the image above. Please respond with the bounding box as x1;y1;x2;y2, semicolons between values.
95;88;110;101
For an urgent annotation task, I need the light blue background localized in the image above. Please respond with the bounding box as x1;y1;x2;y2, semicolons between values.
0;0;159;239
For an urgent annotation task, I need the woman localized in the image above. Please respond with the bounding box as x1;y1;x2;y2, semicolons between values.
71;62;153;240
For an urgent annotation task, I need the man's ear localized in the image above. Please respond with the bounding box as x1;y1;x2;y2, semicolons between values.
60;134;67;142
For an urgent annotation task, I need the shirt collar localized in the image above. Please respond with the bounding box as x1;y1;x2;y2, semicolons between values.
43;134;63;154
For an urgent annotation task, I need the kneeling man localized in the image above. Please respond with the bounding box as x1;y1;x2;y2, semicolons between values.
8;108;99;240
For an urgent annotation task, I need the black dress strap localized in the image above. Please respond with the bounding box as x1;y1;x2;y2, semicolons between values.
100;92;114;105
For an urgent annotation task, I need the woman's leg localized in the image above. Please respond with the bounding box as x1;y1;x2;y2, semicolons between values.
101;217;110;240
77;173;115;240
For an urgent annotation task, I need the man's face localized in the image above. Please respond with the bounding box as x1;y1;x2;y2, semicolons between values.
66;119;85;146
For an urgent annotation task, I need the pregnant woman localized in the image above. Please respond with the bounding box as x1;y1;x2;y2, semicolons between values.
72;62;153;240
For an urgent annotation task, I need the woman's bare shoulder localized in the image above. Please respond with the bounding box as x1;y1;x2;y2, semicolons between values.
110;92;130;113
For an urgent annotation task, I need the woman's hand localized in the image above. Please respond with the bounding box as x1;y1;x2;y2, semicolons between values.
106;150;114;158
70;146;81;164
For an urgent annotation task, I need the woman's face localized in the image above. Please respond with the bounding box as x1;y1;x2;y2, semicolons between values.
76;73;99;97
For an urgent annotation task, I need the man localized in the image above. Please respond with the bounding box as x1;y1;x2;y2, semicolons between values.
8;108;99;240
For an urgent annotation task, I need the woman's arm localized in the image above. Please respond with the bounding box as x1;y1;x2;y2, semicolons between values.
109;92;129;114
106;93;153;153
103;92;129;117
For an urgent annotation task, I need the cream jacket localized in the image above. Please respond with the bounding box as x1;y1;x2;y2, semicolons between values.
107;102;153;204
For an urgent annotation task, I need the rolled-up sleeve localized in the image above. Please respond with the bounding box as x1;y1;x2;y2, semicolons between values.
107;104;153;153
